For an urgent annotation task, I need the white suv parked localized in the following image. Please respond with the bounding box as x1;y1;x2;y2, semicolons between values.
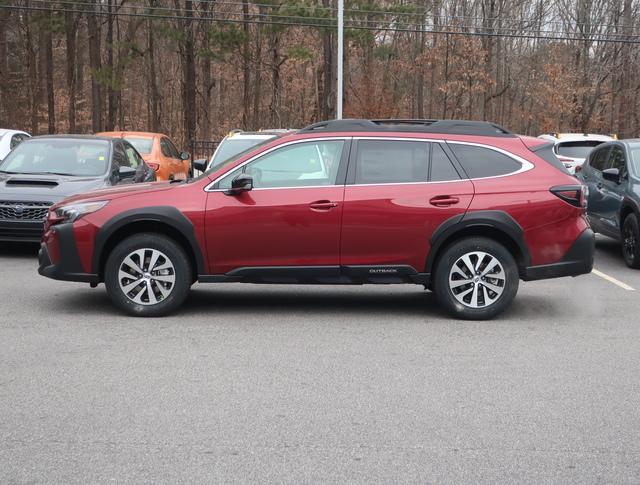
538;133;615;174
0;129;30;160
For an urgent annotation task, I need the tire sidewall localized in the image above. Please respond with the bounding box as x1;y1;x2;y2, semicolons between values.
104;233;192;317
622;214;640;269
434;237;519;320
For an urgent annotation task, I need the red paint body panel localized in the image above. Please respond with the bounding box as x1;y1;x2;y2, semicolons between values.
340;180;474;271
205;187;344;273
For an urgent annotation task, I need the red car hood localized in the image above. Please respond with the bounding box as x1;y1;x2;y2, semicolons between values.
52;181;174;208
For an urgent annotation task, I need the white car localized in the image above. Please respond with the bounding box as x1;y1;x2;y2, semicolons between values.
538;133;615;174
0;129;31;161
203;129;295;172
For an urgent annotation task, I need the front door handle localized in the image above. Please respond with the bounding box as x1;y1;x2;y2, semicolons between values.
429;195;460;207
310;200;339;211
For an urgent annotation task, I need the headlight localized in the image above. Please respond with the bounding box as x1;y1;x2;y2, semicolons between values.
54;201;109;224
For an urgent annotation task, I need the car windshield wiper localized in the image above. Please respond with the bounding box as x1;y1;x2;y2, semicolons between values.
0;170;21;174
19;171;80;176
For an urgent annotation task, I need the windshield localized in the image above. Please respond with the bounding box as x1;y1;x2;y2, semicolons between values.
556;141;604;159
124;137;154;155
209;137;276;171
628;143;640;177
0;139;110;176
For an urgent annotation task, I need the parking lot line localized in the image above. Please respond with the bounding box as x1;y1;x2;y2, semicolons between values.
592;268;636;291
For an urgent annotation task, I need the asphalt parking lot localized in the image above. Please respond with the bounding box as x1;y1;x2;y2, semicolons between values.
1;236;639;484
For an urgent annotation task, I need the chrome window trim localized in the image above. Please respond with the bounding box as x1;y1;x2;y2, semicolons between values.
204;136;534;192
204;137;350;192
445;140;534;180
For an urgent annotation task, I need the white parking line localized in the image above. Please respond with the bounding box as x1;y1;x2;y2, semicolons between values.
592;268;636;291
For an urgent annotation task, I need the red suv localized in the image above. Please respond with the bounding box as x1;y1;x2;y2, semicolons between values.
38;119;594;320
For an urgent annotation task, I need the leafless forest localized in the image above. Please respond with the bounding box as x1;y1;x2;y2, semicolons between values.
0;0;639;147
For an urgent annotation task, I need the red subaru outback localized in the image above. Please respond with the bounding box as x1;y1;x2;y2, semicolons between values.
38;119;594;320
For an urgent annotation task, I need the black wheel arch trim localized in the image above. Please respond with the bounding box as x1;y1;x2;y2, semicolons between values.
426;210;531;273
92;206;206;276
620;197;640;225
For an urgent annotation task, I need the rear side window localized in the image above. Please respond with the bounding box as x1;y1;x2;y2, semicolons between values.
355;140;428;184
430;143;460;181
448;143;521;178
589;146;611;172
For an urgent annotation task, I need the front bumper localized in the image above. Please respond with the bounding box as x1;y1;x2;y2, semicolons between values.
38;223;99;283
522;228;595;281
0;220;44;242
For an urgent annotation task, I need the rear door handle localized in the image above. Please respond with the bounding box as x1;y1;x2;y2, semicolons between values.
309;200;339;211
429;195;460;207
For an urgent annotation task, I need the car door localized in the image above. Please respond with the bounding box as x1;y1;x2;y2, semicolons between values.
204;138;349;275
596;144;628;234
340;138;474;276
161;137;185;179
582;145;611;233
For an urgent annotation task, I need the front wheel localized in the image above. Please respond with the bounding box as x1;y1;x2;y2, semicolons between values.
622;214;640;269
104;233;193;317
433;237;519;320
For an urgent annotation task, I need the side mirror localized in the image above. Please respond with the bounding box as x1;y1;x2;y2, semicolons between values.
193;159;207;172
180;151;190;161
602;167;621;184
118;166;137;179
224;173;253;195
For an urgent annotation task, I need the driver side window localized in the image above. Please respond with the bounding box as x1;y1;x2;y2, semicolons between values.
217;140;344;189
606;146;627;176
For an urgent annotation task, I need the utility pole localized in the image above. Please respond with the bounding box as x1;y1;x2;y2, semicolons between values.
337;0;343;119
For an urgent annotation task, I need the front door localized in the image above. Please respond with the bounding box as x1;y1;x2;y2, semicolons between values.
204;138;348;275
340;139;474;274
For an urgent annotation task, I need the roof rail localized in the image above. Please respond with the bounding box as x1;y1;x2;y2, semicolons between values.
299;119;515;137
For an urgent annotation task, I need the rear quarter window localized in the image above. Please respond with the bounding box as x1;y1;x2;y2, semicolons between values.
448;143;522;178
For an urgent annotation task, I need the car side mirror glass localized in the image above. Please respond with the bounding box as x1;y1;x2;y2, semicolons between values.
193;159;207;172
118;166;137;179
224;173;253;195
180;151;190;161
602;167;621;184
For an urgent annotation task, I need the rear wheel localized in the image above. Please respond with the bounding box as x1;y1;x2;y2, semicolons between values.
104;233;192;317
433;237;519;320
622;214;640;269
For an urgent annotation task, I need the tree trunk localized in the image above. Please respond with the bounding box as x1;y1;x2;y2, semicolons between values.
242;0;251;129
87;3;104;132
106;0;116;130
45;12;55;134
65;11;77;133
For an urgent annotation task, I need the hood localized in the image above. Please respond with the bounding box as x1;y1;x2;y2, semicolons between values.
52;180;174;207
0;172;107;204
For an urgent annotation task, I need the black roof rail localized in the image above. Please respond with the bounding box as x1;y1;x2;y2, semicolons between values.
299;118;515;137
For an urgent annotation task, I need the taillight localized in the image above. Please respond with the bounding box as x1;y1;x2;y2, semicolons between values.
46;209;63;227
550;184;587;208
147;162;160;171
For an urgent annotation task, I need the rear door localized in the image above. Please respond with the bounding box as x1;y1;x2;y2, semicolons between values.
340;138;474;275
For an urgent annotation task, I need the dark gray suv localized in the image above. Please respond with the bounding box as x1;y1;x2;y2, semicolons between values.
578;140;640;268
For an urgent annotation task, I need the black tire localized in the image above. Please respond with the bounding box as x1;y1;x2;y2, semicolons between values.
433;237;519;320
104;233;193;317
622;213;640;269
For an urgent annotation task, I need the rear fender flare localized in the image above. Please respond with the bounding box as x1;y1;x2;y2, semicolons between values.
426;210;530;273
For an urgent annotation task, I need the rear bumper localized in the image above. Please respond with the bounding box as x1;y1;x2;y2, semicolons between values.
0;220;44;242
38;223;99;284
522;228;595;281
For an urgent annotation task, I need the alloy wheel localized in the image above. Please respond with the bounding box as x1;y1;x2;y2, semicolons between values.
623;224;637;262
448;251;506;309
118;248;176;305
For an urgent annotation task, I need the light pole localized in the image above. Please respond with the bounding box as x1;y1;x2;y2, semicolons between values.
337;0;343;119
